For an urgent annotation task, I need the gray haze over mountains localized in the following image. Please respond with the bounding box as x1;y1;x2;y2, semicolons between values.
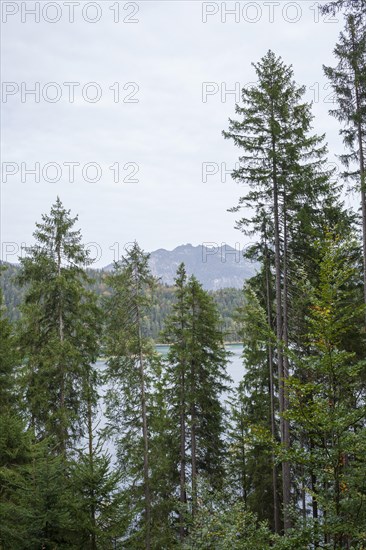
105;244;255;290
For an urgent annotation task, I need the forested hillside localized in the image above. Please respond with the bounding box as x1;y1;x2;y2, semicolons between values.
1;1;366;548
0;262;244;342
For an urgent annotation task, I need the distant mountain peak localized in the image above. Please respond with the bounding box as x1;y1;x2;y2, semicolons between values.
104;243;255;290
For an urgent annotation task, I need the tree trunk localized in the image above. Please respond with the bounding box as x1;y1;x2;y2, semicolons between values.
348;18;366;314
265;244;280;533
87;383;97;550
311;465;319;548
355;76;366;311
190;289;198;517
271;125;291;531
57;239;66;456
178;286;188;542
179;367;187;541
240;412;247;505
137;304;151;550
282;200;292;530
190;364;198;517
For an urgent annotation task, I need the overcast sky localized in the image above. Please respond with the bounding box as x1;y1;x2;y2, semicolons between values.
1;1;354;267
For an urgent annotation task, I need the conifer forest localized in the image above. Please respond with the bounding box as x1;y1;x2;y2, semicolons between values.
1;0;366;548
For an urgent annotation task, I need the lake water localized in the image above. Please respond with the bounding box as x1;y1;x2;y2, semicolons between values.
98;344;244;396
155;343;244;386
95;344;244;457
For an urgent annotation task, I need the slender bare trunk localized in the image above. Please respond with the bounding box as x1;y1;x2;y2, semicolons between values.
179;367;187;541
137;304;151;550
265;245;280;533
57;240;66;456
239;411;247;505
348;18;366;311
282;201;291;530
312;476;319;548
300;437;306;524
355;81;366;310
190;362;198;517
87;384;97;550
177;285;188;541
190;289;198;517
271;125;291;530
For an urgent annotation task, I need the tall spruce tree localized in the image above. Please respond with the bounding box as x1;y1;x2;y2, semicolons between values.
17;198;101;455
0;279;30;548
104;242;158;549
162;264;230;540
148;359;179;548
286;231;366;547
227;284;280;531
223;50;333;531
0;274;18;411
320;0;366;17
71;362;125;549
160;263;190;542
323;12;366;307
1;267;82;549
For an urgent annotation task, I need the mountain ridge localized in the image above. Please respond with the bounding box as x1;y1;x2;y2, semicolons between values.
104;243;255;290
